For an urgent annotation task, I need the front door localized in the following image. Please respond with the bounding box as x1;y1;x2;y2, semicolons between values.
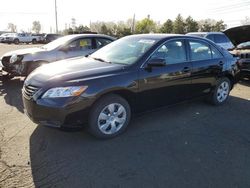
57;38;95;61
137;39;192;111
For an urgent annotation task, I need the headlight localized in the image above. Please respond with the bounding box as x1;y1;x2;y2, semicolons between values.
42;86;88;98
10;54;18;64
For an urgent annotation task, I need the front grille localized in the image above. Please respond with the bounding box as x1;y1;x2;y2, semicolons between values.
23;85;40;100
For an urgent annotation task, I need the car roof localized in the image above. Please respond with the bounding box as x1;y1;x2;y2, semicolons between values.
187;32;225;35
124;33;215;42
54;34;116;41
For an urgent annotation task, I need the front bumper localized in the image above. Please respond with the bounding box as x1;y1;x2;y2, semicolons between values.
23;93;93;128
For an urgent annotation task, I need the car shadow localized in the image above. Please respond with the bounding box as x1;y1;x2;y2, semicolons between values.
239;79;250;87
30;96;250;188
0;77;24;113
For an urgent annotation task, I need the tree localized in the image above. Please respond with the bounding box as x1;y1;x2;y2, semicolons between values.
173;14;185;34
241;16;250;25
32;21;41;34
135;18;156;34
185;16;198;32
212;20;227;31
199;19;226;32
7;23;17;32
160;19;173;33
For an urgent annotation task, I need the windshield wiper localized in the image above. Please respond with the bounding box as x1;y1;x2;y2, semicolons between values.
91;57;112;64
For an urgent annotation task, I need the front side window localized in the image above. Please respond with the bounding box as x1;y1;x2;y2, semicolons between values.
67;38;92;51
151;40;187;64
189;40;212;61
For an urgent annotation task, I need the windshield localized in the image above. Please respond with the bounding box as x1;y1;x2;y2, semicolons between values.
42;35;73;50
90;36;158;65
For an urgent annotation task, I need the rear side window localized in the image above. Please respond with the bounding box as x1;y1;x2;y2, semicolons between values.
214;34;229;43
96;38;113;48
189;40;211;61
211;46;223;59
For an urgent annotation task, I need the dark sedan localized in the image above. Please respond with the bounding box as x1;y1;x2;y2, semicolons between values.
1;34;115;77
23;34;239;138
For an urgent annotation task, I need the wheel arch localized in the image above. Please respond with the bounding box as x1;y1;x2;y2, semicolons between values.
93;88;137;112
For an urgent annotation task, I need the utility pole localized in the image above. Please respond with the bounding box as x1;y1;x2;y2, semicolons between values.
55;0;58;33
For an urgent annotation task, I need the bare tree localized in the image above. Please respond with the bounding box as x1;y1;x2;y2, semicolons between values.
32;21;41;34
7;23;17;32
241;17;250;25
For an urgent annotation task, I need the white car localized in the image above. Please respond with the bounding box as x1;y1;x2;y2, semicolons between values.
186;32;235;50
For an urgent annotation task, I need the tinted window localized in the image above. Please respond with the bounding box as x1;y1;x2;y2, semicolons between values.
151;40;187;64
214;34;229;43
206;35;214;42
67;38;92;51
189;40;212;61
211;46;223;59
96;38;113;48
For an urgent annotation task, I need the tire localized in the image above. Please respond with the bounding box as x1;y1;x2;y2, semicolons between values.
88;94;131;139
32;39;37;44
208;77;231;105
14;39;19;44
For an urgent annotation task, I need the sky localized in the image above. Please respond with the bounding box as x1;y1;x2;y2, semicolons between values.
0;0;249;33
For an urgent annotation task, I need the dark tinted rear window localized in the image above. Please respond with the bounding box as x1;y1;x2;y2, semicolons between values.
214;34;230;43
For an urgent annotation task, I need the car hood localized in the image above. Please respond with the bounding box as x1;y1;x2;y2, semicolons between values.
224;25;250;46
25;56;125;87
2;47;45;57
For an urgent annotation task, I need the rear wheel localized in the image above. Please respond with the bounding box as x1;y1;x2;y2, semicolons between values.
208;77;231;105
32;39;37;44
88;94;131;139
14;39;19;44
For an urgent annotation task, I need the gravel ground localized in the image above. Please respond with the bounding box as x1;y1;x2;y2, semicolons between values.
0;43;250;188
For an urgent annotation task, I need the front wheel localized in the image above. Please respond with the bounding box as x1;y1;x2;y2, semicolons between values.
88;94;131;139
209;77;231;105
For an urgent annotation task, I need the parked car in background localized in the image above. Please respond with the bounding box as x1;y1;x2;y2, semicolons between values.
32;33;46;43
0;33;15;43
23;34;239;138
5;33;41;44
1;34;115;77
224;25;250;79
186;32;234;50
43;34;62;43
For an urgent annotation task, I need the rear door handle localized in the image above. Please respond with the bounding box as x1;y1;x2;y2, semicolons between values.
219;61;224;66
182;67;191;73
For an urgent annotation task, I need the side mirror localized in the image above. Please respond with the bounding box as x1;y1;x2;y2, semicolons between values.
60;46;69;52
147;58;166;67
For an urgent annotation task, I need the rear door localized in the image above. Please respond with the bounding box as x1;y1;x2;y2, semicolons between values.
187;39;224;98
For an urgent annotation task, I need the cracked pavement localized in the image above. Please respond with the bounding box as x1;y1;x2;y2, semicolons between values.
0;43;250;188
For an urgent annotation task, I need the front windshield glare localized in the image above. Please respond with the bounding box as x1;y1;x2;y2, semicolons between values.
91;37;157;65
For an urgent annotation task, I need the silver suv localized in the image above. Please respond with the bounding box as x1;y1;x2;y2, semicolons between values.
186;32;234;50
